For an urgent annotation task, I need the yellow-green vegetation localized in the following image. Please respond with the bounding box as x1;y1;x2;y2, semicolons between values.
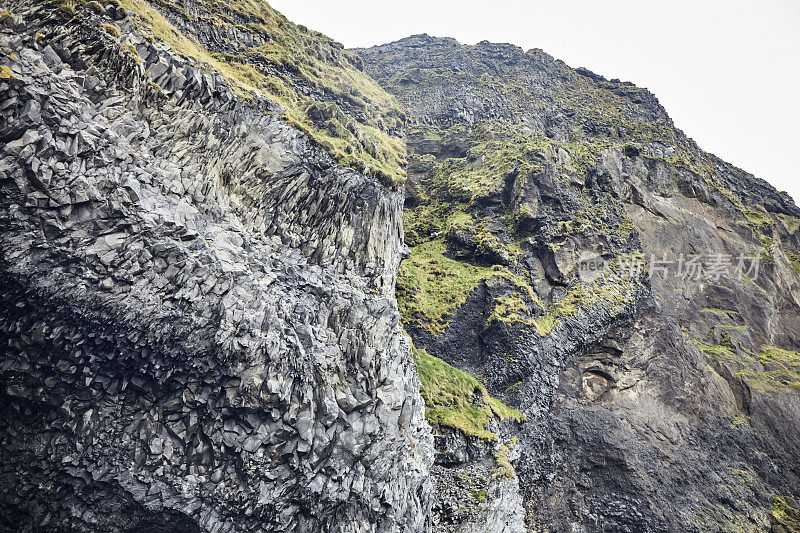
397;238;548;335
777;213;800;235
494;445;515;479
742;207;772;229
730;414;757;435
403;197;525;262
398;232;642;338
112;0;406;186
532;314;558;337
120;42;141;63
749;346;800;394
548;197;636;247
397;119;638;337
487;295;529;326
694;465;771;532
86;0;104;13
101;21;121;38
771;497;800;530
488;252;644;336
471;489;488;503
726;466;759;487
0;65;15;79
470;218;525;262
701;308;736;318
397;239;494;335
487;291;557;335
694;341;800;395
407;121;621;207
402;199;471;248
786;250;800;276
427;124;540;202
55;0;78;16
397;124;640;339
412;346;524;441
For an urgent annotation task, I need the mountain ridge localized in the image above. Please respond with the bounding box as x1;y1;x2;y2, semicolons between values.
359;32;799;206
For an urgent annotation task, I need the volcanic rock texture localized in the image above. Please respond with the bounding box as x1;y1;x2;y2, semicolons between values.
0;2;431;532
359;35;800;532
2;1;800;532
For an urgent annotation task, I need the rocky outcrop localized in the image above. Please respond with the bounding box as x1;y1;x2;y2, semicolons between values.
429;426;525;533
2;2;799;531
359;34;800;531
0;3;431;532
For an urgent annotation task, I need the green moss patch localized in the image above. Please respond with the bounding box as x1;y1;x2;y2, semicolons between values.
748;346;800;395
397;237;549;336
397;239;494;335
487;252;644;336
785;251;800;276
771;497;800;530
493;445;515;479
412;346;524;441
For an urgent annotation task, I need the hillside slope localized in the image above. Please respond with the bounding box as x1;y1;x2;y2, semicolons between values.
358;35;800;532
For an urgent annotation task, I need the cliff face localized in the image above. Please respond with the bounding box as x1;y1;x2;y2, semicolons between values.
2;2;800;532
358;35;800;532
0;2;431;532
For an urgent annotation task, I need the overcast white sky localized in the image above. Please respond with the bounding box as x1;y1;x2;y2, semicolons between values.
270;0;800;203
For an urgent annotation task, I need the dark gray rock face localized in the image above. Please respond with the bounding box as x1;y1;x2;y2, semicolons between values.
0;4;431;532
2;2;800;531
359;35;800;531
428;425;525;533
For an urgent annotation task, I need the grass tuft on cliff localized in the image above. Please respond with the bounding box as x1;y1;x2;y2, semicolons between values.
412;346;523;441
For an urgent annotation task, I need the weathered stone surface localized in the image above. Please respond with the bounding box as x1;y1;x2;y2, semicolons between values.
0;2;431;532
3;2;800;532
359;35;800;532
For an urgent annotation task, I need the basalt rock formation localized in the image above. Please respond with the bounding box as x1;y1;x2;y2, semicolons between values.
0;2;430;531
358;35;800;532
1;1;799;532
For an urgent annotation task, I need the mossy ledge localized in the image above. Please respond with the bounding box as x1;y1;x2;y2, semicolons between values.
112;0;407;187
412;345;524;441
